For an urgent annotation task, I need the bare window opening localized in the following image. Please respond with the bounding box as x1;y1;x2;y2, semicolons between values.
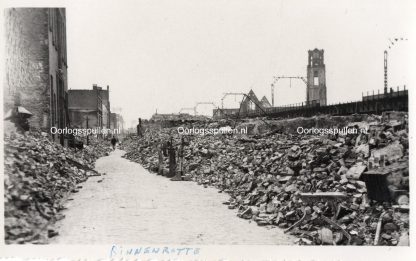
314;76;319;86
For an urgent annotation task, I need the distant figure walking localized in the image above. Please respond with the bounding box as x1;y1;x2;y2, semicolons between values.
111;136;117;150
137;118;142;137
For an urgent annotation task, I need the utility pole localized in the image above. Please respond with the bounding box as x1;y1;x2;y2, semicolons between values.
270;76;308;106
195;102;216;116
179;107;196;115
384;51;388;94
385;37;408;94
221;92;246;109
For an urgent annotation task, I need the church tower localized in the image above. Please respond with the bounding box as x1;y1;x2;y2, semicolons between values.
307;49;327;106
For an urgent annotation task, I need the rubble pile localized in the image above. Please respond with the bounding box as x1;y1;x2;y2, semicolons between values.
4;131;112;244
123;113;409;246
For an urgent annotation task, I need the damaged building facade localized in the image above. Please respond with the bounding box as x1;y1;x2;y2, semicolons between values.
110;107;124;133
110;112;125;133
4;8;69;144
306;48;327;106
68;84;111;132
213;90;272;118
213;49;328;119
213;48;406;119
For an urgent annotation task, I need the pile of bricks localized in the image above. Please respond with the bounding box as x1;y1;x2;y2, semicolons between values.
123;113;409;245
4;131;112;243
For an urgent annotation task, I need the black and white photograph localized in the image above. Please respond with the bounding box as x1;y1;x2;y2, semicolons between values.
1;0;415;260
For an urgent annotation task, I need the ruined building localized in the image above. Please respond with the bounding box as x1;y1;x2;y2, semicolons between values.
213;49;328;119
94;84;111;129
213;90;268;118
68;85;111;131
110;113;124;133
260;96;272;108
110;107;125;134
240;89;263;113
4;8;68;144
306;49;327;106
68;88;103;129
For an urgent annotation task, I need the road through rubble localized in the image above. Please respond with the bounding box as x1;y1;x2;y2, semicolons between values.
52;150;295;244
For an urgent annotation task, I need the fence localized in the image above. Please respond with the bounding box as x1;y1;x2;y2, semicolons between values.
216;86;408;119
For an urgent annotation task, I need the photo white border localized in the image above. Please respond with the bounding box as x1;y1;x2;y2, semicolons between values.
1;0;415;260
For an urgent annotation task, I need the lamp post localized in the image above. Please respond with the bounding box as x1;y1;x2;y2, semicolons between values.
78;109;96;146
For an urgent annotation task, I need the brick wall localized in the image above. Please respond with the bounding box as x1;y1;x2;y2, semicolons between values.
307;49;327;106
4;8;50;130
68;90;99;110
69;110;99;129
4;8;68;140
48;8;69;140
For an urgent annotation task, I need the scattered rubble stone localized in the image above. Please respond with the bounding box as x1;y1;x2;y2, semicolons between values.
122;114;409;246
4;131;112;244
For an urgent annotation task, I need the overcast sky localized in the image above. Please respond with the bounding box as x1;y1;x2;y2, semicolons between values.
8;0;414;127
